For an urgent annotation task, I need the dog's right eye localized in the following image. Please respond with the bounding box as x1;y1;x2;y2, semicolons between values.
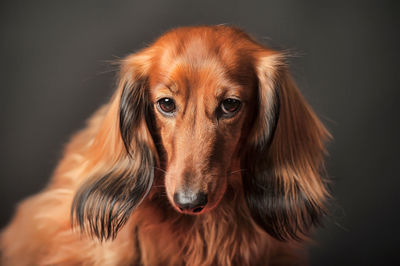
157;98;176;116
219;98;242;119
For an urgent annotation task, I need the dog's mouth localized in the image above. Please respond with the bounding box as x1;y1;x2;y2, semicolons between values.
174;203;213;215
177;206;207;215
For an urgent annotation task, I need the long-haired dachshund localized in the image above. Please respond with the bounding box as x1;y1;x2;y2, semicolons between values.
1;25;330;265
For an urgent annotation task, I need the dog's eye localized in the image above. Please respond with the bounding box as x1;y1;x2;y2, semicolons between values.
157;98;176;116
220;98;241;117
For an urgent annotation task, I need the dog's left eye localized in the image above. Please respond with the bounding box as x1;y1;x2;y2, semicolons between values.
157;98;176;116
220;98;241;118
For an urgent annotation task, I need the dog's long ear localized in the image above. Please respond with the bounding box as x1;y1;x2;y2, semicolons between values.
72;51;158;241
242;52;331;241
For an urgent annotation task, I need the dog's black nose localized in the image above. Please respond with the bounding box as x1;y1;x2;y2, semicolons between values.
173;190;208;214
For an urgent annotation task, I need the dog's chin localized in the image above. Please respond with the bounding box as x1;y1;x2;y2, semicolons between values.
172;202;217;216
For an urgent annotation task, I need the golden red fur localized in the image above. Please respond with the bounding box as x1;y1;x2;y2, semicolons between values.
1;25;330;265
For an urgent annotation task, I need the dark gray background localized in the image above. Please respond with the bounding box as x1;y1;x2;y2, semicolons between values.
1;1;399;265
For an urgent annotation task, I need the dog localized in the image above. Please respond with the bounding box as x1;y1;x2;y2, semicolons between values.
1;25;330;265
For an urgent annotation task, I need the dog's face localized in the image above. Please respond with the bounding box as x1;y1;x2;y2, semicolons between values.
72;26;330;242
148;33;257;214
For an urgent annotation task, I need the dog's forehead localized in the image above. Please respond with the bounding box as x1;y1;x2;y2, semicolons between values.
157;30;245;68
157;37;229;74
149;28;257;100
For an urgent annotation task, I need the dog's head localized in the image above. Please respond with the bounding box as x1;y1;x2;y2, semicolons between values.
72;26;330;241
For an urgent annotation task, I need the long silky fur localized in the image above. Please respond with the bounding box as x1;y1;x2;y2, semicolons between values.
71;154;154;241
243;66;330;241
72;77;155;241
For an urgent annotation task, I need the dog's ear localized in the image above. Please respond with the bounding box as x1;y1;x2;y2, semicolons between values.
242;52;331;241
72;50;158;241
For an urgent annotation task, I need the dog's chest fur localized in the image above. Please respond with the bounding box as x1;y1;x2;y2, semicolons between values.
132;192;301;265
